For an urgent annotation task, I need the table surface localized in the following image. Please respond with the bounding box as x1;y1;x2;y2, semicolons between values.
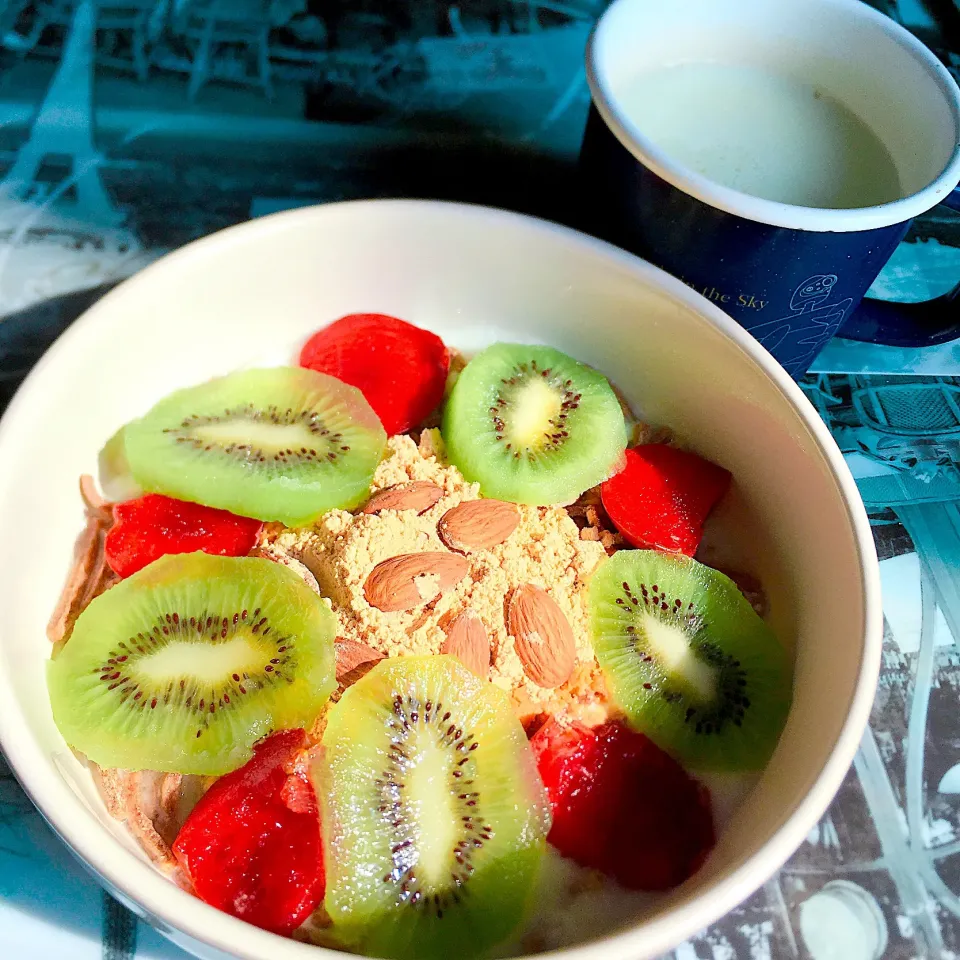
0;1;959;958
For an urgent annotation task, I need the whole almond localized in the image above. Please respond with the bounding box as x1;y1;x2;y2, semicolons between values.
438;499;521;553
442;610;490;679
364;552;469;612
335;640;385;680
508;584;576;688
362;482;444;515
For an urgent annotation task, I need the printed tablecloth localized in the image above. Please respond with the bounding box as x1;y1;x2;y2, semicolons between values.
1;1;959;958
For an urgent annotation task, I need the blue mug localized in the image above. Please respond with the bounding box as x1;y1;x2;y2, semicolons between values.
580;0;960;378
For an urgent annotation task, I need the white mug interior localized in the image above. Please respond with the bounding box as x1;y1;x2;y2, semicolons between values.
587;0;960;230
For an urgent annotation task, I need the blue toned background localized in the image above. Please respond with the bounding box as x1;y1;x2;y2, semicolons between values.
0;1;959;958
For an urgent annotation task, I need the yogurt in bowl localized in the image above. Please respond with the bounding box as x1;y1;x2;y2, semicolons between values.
0;200;881;960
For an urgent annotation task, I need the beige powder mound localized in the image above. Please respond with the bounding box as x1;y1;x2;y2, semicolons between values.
260;432;610;725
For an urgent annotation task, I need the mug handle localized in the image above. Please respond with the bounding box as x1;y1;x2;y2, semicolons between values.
835;185;960;348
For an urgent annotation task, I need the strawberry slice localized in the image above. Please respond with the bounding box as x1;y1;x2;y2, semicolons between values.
299;314;449;435
600;444;731;555
104;494;262;578
531;719;714;890
173;729;324;935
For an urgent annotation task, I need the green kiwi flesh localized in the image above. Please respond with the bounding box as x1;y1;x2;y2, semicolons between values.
441;343;627;505
122;367;387;526
47;553;336;775
317;655;550;960
98;426;143;502
590;550;792;771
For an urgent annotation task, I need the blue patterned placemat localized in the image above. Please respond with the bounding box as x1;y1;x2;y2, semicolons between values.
1;1;959;958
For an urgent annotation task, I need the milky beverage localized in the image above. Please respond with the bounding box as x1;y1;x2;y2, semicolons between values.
619;62;902;209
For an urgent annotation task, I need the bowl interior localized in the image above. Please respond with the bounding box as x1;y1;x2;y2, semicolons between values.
0;201;877;960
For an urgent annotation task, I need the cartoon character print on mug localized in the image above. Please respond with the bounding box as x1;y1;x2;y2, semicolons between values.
749;275;853;378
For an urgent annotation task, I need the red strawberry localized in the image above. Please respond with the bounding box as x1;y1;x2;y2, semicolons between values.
173;729;324;936
299;313;449;435
600;445;731;555
531;719;714;890
104;494;262;578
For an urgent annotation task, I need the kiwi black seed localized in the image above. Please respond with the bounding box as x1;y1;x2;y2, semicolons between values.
170;402;347;466
47;553;337;776
441;343;627;505
376;693;490;909
317;655;550;960
590;550;792;770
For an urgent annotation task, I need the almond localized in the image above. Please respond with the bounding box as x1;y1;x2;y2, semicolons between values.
362;482;444;515
508;584;576;688
364;552;469;612
438;499;521;553
441;610;490;678
335;640;385;680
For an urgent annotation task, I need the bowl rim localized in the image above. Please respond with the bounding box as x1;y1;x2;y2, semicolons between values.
0;198;882;960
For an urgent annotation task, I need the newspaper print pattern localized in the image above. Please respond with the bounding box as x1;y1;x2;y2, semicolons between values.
0;0;959;957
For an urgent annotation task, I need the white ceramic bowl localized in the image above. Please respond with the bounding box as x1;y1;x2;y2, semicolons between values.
0;200;881;960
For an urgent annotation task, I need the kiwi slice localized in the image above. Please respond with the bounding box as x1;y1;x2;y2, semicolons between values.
122;367;387;527
441;343;627;505
590;550;792;771
47;553;336;776
317;655;550;960
98;426;143;502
